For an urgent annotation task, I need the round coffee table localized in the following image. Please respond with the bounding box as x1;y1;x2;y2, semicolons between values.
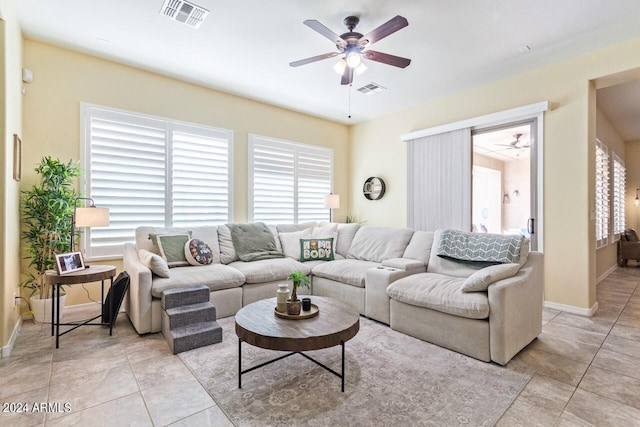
235;296;359;392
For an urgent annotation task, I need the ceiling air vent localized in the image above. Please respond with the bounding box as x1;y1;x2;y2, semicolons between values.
160;0;209;29
357;83;386;95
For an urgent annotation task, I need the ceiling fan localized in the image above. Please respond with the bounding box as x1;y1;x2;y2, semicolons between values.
496;133;530;150
290;15;411;85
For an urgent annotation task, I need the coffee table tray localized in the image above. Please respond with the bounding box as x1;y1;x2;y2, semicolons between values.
274;304;319;320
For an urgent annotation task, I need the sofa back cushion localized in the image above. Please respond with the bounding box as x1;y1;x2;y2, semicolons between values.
403;231;435;264
347;226;414;263
136;226;222;264
336;223;360;257
276;222;317;233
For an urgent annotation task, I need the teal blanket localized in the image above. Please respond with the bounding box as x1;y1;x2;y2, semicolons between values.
227;222;284;262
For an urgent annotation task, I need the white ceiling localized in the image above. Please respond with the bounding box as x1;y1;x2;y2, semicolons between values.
474;124;531;162
597;80;640;141
16;0;640;125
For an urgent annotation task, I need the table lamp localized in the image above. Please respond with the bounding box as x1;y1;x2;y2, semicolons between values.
70;197;110;252
323;194;340;223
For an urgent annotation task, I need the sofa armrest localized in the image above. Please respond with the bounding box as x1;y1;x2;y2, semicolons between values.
365;265;426;324
488;251;544;365
123;243;154;334
381;258;426;272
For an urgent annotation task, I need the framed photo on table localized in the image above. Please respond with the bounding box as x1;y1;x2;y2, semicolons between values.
55;251;85;274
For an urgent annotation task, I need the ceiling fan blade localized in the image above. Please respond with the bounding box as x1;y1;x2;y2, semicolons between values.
358;15;408;48
289;52;339;67
341;66;354;85
303;20;347;49
362;50;411;68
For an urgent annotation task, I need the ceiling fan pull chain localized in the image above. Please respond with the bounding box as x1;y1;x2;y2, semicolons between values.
348;83;352;119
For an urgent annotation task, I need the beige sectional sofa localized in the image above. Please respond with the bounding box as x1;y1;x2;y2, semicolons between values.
123;222;543;365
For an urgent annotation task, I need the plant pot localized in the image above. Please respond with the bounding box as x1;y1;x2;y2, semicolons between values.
286;299;301;316
30;293;67;323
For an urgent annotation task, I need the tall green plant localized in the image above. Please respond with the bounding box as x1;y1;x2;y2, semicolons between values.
21;157;79;299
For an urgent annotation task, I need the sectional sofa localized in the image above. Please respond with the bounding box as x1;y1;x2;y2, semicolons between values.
123;222;543;364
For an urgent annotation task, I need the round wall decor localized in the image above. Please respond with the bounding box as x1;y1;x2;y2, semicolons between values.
363;177;386;200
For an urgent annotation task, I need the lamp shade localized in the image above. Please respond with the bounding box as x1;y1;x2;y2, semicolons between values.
75;207;110;228
323;194;340;209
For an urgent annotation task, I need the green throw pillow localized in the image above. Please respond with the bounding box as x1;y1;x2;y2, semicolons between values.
153;234;191;267
299;238;334;262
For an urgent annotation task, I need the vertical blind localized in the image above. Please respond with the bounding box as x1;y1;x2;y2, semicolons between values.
612;152;626;240
81;104;232;259
407;128;472;231
595;139;609;249
248;135;332;224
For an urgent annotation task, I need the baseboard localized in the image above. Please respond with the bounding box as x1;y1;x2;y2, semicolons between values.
544;300;599;317
597;265;618;284
1;316;23;359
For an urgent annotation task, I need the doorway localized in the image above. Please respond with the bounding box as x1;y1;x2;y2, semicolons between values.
472;120;538;250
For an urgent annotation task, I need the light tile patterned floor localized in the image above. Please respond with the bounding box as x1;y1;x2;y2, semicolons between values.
1;267;640;426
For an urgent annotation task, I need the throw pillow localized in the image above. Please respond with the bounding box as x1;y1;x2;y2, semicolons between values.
299;238;335;262
154;234;191;267
279;228;313;259
138;249;170;278
184;239;214;266
461;263;521;292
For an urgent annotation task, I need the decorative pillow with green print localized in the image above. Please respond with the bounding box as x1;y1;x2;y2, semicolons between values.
299;238;335;262
150;233;192;267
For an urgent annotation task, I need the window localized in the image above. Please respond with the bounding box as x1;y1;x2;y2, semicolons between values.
612;152;626;240
595;139;609;249
248;134;333;224
81;104;233;259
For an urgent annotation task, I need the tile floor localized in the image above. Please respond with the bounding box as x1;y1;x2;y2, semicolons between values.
1;267;640;426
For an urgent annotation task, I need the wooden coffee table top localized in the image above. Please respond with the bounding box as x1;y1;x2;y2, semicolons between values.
235;296;360;352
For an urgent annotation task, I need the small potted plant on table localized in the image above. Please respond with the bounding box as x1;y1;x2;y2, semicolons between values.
287;271;310;315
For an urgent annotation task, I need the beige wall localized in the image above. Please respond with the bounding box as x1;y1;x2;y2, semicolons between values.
350;36;640;310
21;40;349;307
594;107;626;280
503;158;530;231
0;0;23;353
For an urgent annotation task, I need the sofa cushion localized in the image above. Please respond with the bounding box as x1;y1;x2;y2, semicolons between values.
150;264;245;298
427;229;487;278
403;231;435;264
228;258;312;284
347;226;414;263
387;273;490;319
461;263;521;292
311;259;381;288
217;224;239;264
136;226;221;264
279;228;313;259
138;249;170;278
336;223;360;256
185;239;214;266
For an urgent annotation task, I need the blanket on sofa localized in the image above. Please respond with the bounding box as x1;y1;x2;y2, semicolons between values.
437;229;523;265
227;222;284;262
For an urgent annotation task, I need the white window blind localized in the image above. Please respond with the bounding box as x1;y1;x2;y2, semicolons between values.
595;139;609;249
612;152;626;240
81;104;232;259
248;135;332;224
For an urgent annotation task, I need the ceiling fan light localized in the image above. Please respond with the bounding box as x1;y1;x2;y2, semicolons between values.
346;51;361;68
355;62;367;75
333;59;347;75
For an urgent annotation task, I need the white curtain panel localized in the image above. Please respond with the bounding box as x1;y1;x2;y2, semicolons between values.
407;128;472;231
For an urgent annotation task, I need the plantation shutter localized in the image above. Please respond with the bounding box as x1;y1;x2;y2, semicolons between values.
612;152;626;240
249;135;332;224
171;123;232;227
81;104;232;259
595;139;609;249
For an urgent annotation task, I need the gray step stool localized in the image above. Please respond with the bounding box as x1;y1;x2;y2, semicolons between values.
161;285;222;354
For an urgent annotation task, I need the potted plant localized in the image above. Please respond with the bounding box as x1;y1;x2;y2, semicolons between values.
287;271;310;315
21;156;79;322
